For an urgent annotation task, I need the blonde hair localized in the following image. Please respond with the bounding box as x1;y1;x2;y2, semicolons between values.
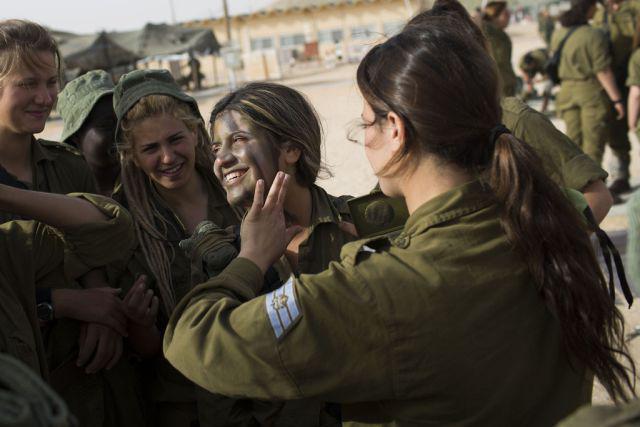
119;94;213;314
0;19;61;83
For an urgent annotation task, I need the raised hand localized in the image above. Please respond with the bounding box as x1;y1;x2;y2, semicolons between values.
238;172;302;275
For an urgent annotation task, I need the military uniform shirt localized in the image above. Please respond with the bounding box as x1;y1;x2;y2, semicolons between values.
0;138;97;223
501;97;608;189
593;2;639;79
164;180;591;427
0;194;135;380
551;26;611;81
482;21;518;97
296;185;356;275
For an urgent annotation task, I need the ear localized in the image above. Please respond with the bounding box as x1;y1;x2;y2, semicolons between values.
386;111;406;154
281;143;302;167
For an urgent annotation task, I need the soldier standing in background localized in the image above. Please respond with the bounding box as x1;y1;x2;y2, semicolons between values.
481;1;519;97
593;0;640;197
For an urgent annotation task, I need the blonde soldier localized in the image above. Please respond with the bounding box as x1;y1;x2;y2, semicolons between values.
165;8;636;425
552;0;625;166
109;69;240;427
0;20;146;427
405;2;614;223
593;0;640;196
481;1;518;97
0;20;96;221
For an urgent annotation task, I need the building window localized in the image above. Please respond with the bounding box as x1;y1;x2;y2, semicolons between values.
351;25;377;40
280;33;306;48
318;29;344;43
250;37;274;51
383;21;404;36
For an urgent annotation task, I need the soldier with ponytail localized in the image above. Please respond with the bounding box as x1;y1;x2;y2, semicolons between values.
163;2;635;425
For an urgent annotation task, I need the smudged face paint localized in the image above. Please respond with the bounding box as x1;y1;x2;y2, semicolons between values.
211;110;282;207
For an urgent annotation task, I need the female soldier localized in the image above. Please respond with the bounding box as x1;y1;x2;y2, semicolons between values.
111;69;242;427
164;5;635;426
57;69;120;197
626;14;640;135
0;20;144;426
210;82;356;276
552;0;625;166
406;1;614;223
0;20;95;213
481;1;518;96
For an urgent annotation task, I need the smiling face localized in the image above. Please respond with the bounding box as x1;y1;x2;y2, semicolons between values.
211;110;282;207
131;113;198;191
0;50;58;136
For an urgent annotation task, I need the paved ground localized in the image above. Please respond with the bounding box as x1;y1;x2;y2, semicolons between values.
38;20;640;404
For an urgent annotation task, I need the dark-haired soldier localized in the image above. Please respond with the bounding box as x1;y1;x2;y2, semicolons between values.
481;1;518;96
57;70;120;196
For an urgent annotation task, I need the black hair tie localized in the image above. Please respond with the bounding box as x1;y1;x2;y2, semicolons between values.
489;123;511;144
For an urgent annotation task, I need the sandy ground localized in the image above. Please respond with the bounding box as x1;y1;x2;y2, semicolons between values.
37;21;640;404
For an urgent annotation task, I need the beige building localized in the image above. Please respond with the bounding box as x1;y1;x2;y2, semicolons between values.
184;0;432;83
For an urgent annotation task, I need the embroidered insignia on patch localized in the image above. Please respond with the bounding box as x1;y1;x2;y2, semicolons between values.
265;277;300;339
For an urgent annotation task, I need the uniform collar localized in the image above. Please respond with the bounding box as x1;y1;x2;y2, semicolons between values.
308;184;342;229
31;138;57;164
400;180;494;240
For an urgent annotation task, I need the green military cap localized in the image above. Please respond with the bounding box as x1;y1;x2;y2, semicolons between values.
113;68;200;145
57;69;114;143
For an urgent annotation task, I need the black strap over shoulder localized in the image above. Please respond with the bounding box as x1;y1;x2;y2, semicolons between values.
546;25;583;85
583;207;634;308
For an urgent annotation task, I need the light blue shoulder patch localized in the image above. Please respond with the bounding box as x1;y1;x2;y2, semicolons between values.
265;277;301;339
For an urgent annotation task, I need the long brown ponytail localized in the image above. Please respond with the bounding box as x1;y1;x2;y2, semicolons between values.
358;1;635;401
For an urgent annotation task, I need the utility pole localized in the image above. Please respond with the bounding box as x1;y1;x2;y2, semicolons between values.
168;0;177;24
221;0;238;89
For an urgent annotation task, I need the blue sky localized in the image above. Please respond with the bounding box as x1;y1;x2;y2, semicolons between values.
0;0;272;33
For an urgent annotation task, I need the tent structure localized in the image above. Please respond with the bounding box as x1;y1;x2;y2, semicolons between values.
55;23;220;74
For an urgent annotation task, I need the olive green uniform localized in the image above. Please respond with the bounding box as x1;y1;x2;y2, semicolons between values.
110;169;244;427
482;21;518;97
164;180;592;427
627;48;640;127
558;398;640;426
552;25;613;165
0;138;96;222
593;2;640;180
538;13;555;47
501;97;608;189
0;194;134;382
518;48;549;78
295;185;356;275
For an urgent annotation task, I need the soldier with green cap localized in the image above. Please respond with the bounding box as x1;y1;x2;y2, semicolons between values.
108;68;242;427
593;0;640;196
481;1;519;97
57;69;120;197
552;0;625;166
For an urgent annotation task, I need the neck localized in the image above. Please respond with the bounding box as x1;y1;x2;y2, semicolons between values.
0;129;32;169
283;180;312;228
399;157;472;215
89;164;120;196
155;168;205;209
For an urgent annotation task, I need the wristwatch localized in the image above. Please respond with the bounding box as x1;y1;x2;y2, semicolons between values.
36;288;55;322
